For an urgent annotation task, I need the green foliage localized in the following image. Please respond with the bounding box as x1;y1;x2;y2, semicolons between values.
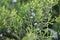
22;32;37;40
0;0;60;40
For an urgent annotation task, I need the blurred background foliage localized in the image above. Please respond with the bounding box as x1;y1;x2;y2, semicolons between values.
0;0;60;40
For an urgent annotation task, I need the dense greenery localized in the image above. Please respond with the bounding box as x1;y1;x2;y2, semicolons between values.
0;0;60;40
